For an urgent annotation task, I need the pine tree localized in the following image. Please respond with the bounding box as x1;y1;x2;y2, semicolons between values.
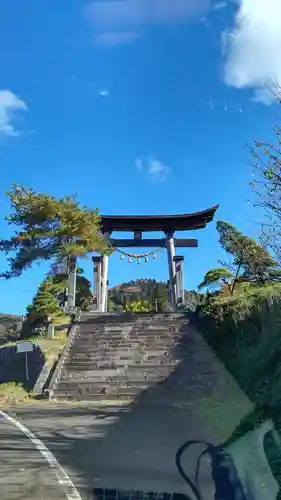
0;184;108;278
26;290;62;322
217;221;279;285
41;272;93;312
198;268;234;293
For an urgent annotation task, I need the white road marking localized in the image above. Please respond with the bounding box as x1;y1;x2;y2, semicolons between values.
0;410;82;500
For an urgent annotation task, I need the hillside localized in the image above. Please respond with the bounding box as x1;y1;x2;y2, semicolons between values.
0;314;24;343
108;279;206;312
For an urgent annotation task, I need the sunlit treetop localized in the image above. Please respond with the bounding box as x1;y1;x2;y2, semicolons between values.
0;184;109;279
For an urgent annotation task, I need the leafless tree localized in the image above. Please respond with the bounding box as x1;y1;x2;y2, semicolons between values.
249;85;281;264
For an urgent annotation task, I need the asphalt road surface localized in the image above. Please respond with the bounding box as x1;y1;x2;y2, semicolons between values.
0;326;252;500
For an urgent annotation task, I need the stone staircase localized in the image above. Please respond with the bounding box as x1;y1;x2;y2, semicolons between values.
53;313;191;402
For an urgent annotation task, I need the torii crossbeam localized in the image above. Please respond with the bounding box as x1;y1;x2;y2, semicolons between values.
92;206;219;312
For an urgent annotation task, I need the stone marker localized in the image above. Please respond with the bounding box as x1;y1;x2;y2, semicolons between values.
47;323;55;340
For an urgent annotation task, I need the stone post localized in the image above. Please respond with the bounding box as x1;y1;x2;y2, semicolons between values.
47;322;55;340
173;256;185;308
92;256;103;311
101;254;109;312
166;232;177;311
67;255;77;312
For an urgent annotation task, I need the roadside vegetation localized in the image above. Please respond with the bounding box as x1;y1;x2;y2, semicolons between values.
0;186;108;404
197;104;281;413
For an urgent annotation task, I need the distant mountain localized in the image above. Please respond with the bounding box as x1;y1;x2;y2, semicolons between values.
108;279;169;311
108;279;206;312
0;314;24;343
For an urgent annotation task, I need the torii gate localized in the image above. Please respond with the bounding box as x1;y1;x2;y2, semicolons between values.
92;206;218;312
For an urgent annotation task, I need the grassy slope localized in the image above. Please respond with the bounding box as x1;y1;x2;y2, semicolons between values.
199;284;281;408
0;315;71;407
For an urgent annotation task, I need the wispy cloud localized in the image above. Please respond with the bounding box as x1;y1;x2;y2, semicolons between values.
135;156;172;182
95;31;142;47
213;1;227;10
135;158;143;172
0;90;28;137
99;88;110;97
84;0;210;47
222;0;281;104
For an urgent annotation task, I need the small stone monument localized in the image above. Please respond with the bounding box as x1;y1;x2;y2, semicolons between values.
47;315;55;340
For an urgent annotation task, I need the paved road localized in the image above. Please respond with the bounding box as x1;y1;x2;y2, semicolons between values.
0;412;67;500
0;325;252;499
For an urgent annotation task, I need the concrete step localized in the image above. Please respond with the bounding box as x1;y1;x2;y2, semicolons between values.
57;380;160;391
55;388;186;402
69;349;136;357
69;350;174;359
69;353;134;361
52;315;192;402
60;372;174;385
70;345;139;352
64;362;177;373
54;391;135;401
68;357;132;365
74;340;178;348
62;368;122;378
77;333;181;339
75;336;179;344
55;385;157;397
66;363;129;372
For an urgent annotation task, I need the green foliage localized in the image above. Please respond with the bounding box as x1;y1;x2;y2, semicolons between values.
23;267;92;337
198;268;234;291
0;382;29;406
40;271;92;312
109;279;169;312
198;284;281;408
75;275;93;311
0;184;108;278
217;220;278;285
200;283;281;323
23;288;63;337
26;289;62;320
184;290;209;312
124;300;152;313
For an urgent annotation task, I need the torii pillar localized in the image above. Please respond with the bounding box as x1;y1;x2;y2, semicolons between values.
173;255;185;308
100;254;109;312
166;232;177;311
92;256;103;311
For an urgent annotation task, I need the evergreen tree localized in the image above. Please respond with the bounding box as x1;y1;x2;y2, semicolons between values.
217;221;279;285
0;184;108;278
198;268;234;293
27;290;61;320
41;272;92;312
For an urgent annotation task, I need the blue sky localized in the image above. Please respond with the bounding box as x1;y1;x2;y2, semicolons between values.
0;0;280;314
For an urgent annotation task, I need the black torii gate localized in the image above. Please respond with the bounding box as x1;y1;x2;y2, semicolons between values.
92;205;219;312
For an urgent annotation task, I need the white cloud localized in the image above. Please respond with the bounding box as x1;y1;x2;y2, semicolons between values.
223;0;281;104
148;159;172;182
135;158;143;171
0;90;28;136
99;88;110;97
135;156;172;182
85;0;210;47
95;32;142;47
213;1;228;11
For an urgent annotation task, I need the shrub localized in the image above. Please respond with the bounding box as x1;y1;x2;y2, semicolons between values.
124;300;152;313
198;284;281;408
